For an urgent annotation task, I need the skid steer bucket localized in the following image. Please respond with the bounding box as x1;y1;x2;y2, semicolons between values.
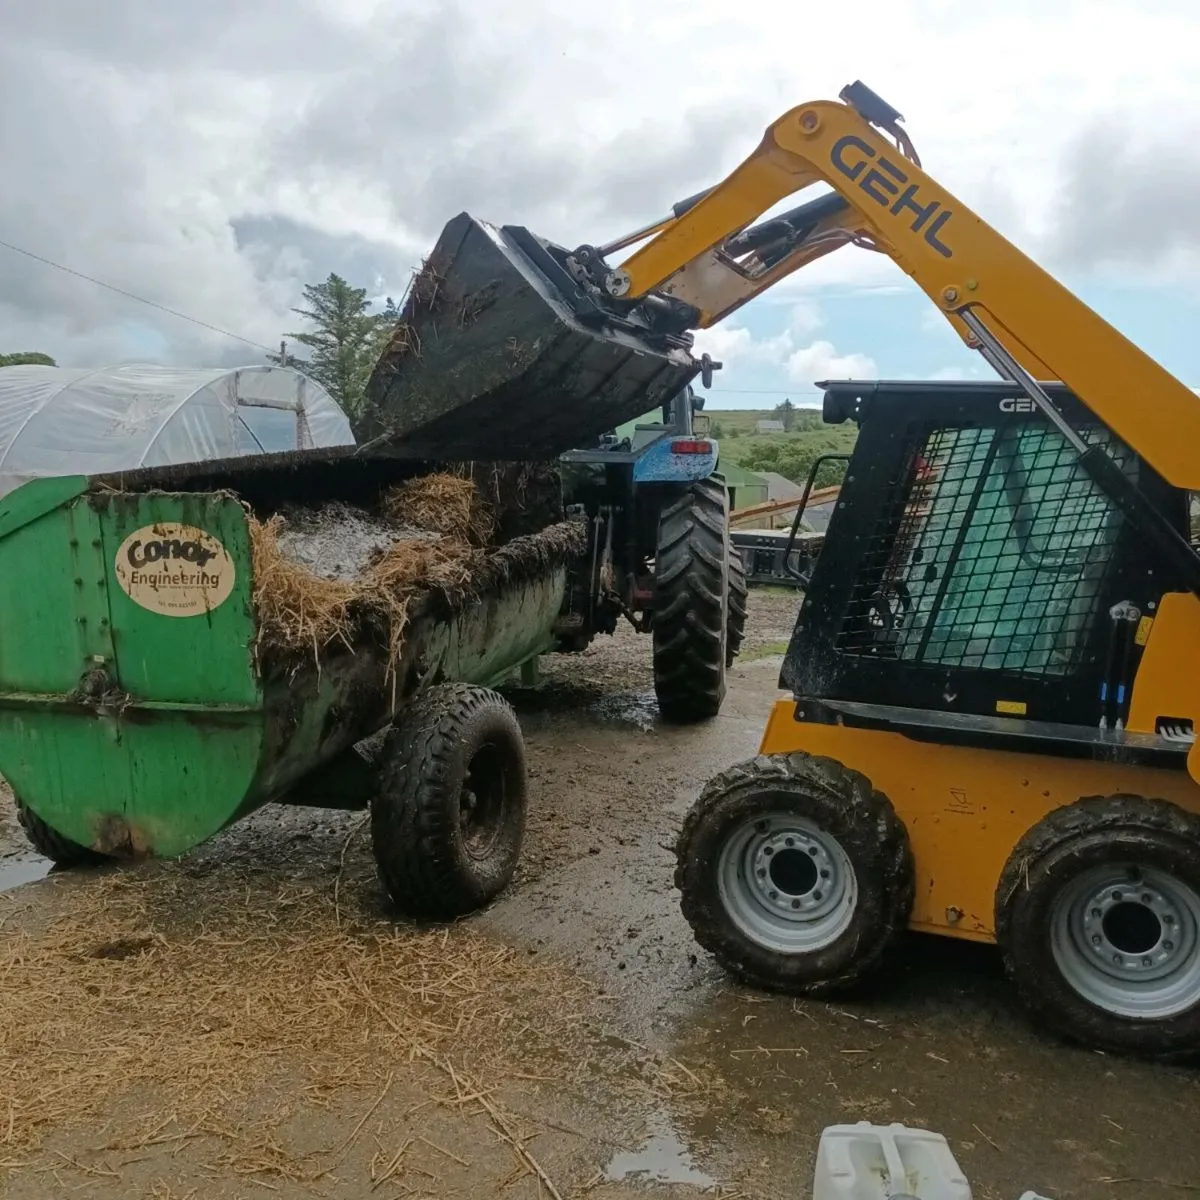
355;213;701;461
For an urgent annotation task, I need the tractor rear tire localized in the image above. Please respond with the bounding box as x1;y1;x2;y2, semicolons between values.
371;683;527;919
652;477;731;723
675;752;915;995
726;536;748;668
16;798;110;868
996;794;1200;1060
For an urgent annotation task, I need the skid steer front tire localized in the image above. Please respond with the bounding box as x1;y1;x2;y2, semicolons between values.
371;683;527;919
996;794;1200;1060
675;752;915;995
652;477;730;723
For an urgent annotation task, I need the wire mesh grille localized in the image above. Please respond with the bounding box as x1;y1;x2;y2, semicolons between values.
835;421;1135;676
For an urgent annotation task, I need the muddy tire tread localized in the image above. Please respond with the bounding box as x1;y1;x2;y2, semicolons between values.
725;536;748;667
675;752;915;995
15;799;109;868
995;793;1200;1060
652;476;730;723
371;683;526;919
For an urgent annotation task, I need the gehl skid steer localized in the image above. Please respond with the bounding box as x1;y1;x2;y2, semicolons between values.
366;79;1200;1057
635;81;1200;1061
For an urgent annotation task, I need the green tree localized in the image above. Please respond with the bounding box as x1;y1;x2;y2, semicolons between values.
723;423;858;491
273;274;392;418
0;351;56;367
773;397;796;431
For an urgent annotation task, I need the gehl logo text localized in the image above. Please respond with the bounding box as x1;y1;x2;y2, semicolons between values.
830;135;953;259
999;397;1038;413
126;537;218;570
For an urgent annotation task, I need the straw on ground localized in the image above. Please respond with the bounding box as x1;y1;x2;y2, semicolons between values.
0;859;591;1185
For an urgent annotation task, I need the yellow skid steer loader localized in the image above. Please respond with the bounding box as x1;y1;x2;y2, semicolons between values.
616;82;1200;1060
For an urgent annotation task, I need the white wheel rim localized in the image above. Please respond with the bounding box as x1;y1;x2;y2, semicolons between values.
716;814;858;954
1049;862;1200;1020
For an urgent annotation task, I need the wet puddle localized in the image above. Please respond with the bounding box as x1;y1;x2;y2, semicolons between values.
0;856;52;892
604;1117;715;1188
587;689;660;732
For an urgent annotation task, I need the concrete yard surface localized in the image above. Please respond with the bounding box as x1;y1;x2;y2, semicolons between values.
1;590;1198;1199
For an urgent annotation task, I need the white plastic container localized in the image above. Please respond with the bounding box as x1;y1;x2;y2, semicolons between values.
813;1122;973;1200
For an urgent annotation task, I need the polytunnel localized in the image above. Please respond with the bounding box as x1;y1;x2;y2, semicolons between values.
0;363;356;497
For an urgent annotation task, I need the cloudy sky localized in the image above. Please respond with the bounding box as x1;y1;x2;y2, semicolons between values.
3;0;1199;408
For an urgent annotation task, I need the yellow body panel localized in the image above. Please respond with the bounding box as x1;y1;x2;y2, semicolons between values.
758;700;1200;944
1128;592;1200;734
1124;592;1200;785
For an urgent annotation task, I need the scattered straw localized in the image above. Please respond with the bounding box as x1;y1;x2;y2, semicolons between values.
0;863;592;1172
248;513;359;657
359;536;478;696
246;471;493;667
245;468;584;692
382;472;495;547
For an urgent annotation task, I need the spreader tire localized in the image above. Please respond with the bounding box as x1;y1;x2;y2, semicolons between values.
726;535;748;668
652;477;731;723
16;798;109;868
996;794;1200;1060
372;683;527;919
675;752;914;995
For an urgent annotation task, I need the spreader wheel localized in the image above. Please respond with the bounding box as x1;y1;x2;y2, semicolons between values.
371;683;527;919
16;798;110;868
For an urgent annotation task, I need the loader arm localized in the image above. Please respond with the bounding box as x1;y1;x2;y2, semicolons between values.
608;83;1200;495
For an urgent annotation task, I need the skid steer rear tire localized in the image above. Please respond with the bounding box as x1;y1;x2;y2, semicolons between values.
371;683;527;919
652;477;730;723
996;794;1200;1060
675;752;915;995
16;798;110;868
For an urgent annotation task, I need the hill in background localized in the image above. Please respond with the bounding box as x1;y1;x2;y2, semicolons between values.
705;405;857;490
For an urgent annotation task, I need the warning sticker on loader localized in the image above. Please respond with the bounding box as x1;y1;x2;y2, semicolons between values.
114;523;236;617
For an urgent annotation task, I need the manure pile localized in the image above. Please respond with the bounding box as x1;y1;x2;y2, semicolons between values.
247;471;497;664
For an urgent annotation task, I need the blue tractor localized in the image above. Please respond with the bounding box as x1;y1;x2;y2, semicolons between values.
358;211;750;721
555;383;748;722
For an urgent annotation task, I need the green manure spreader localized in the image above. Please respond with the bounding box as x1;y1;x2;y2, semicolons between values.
0;448;586;917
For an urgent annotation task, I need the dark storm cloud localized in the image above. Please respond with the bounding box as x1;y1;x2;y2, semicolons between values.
0;2;432;365
10;0;359;73
232;216;417;300
1047;116;1200;272
272;3;767;246
0;1;788;366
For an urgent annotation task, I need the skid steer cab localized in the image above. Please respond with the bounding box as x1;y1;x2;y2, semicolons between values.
676;378;1200;1060
554;383;748;724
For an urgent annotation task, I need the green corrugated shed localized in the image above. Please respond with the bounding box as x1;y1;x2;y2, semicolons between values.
719;460;769;510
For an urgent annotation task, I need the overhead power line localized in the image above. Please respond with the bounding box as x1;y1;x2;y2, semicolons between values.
0;235;834;398
0;236;277;354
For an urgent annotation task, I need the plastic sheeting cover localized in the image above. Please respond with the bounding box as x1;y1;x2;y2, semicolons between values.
0;363;355;496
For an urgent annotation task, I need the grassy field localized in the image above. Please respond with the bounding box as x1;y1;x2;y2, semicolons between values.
703;406;858;487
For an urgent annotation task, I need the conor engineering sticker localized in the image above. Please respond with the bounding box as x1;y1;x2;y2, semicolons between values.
113;522;236;617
